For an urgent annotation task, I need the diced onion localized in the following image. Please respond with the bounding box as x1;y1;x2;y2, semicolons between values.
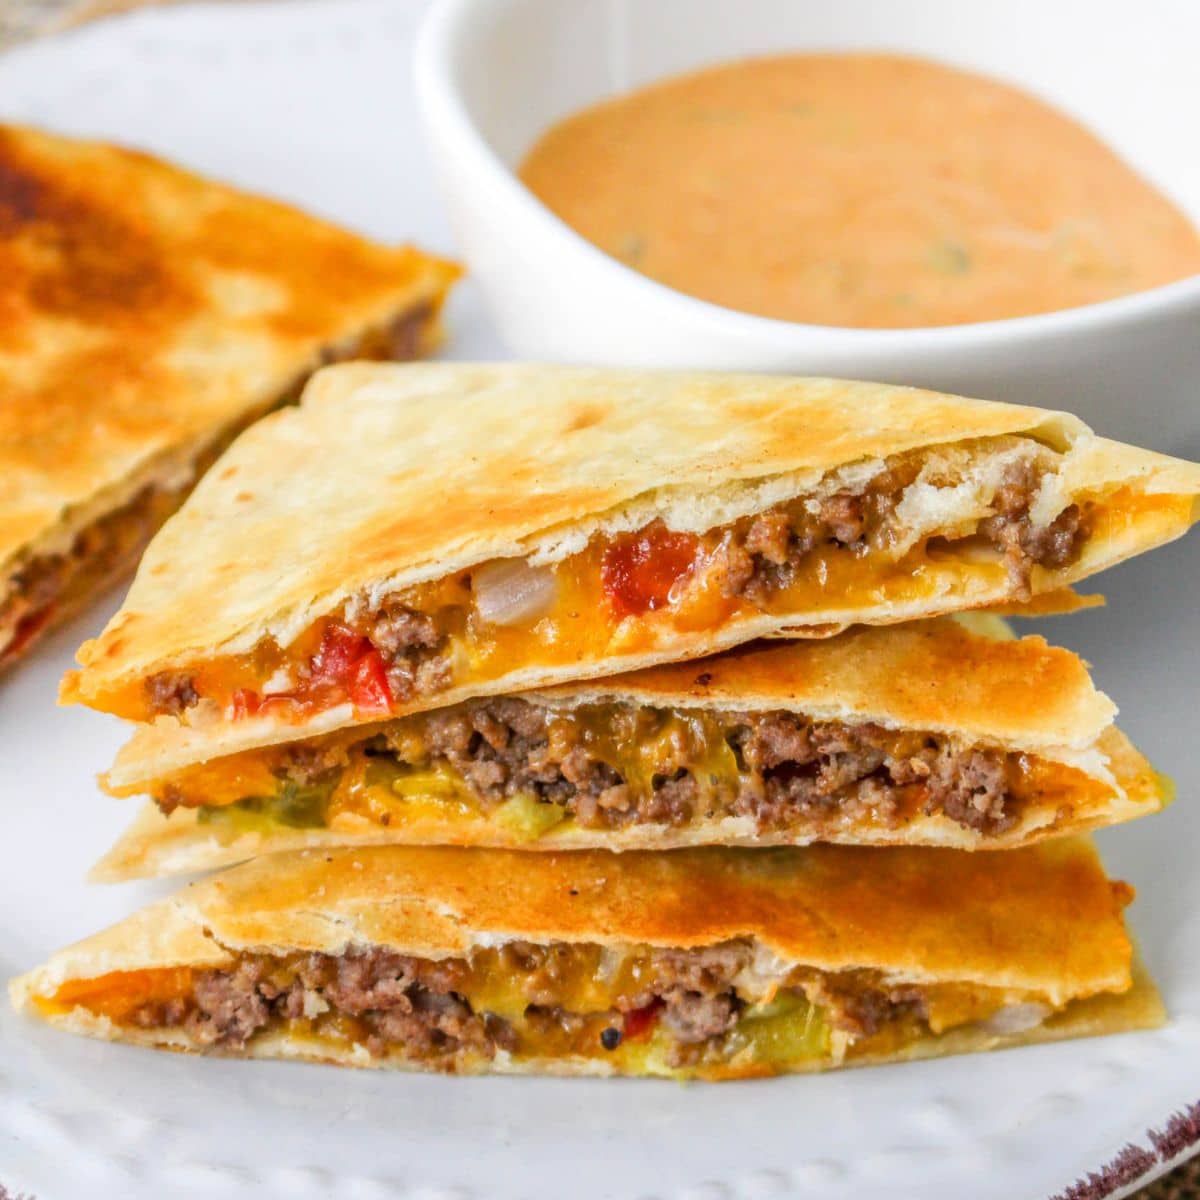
302;992;330;1019
473;558;557;627
979;1002;1051;1036
597;946;627;984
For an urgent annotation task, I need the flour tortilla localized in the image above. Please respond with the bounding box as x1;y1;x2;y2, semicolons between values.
92;620;1167;880
62;366;1200;747
0;124;457;669
11;839;1158;1077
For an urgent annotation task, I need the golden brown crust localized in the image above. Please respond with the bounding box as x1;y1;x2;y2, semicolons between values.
16;838;1132;1007
0;123;458;652
537;621;1117;748
970;588;1104;618
61;364;1200;727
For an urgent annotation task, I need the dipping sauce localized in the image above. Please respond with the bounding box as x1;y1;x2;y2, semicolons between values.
519;54;1200;328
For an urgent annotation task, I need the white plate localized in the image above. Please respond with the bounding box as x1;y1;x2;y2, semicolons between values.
416;0;1200;453
0;4;1198;1198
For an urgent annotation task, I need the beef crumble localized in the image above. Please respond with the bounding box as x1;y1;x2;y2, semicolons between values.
135;947;509;1061
145;670;199;717
171;695;1024;837
321;303;434;367
795;969;928;1038
716;463;917;605
980;458;1084;596
719;454;1087;605
357;698;1020;837
367;602;453;702
731;712;1016;835
500;940;753;1050
126;939;931;1066
649;943;750;1046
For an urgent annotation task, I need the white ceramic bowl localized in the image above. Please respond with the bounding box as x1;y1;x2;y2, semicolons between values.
415;0;1200;452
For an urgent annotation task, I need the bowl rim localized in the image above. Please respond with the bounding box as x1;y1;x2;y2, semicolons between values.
415;0;1200;350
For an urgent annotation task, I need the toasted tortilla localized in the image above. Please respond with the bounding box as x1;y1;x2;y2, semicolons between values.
0;124;458;670
972;589;1105;619
10;839;1159;1078
61;365;1199;736
92;620;1167;880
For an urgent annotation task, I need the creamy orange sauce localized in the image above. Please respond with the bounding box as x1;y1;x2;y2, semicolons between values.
519;54;1200;328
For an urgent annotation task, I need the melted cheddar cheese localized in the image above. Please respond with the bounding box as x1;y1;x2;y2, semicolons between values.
158;699;1116;848
114;483;1185;725
40;946;1059;1077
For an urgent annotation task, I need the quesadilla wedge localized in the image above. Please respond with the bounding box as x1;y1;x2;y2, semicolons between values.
92;618;1167;881
0;124;458;671
61;366;1199;737
11;840;1160;1080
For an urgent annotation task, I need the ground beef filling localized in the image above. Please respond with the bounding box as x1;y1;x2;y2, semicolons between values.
349;303;435;364
133;948;508;1061
1;483;171;664
977;458;1086;595
354;698;1020;837
139;444;1089;718
712;465;917;604
367;602;455;704
126;940;928;1065
730;710;1015;835
348;456;1085;687
724;458;1086;603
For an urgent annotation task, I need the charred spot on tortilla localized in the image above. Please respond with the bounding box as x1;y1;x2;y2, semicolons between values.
0;124;458;673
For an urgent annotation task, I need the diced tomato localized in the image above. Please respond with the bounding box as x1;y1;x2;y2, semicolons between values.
601;523;700;617
305;621;394;715
311;621;374;684
348;648;393;714
230;688;262;719
232;688;315;721
622;998;664;1042
227;622;396;722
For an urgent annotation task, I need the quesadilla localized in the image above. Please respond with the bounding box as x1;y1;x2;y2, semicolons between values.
0;124;458;671
92;618;1167;881
61;366;1199;740
11;840;1160;1080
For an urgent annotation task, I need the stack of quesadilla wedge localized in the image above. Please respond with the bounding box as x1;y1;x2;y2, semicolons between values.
0;124;458;672
13;364;1200;1079
92;617;1164;879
